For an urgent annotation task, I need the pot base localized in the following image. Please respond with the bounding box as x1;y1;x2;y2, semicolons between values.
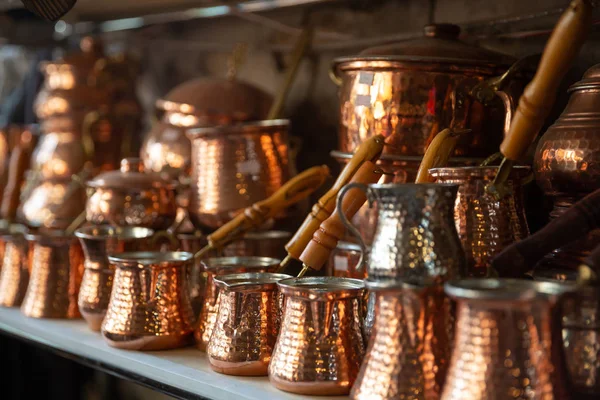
101;331;193;351
209;359;268;376
80;310;105;332
268;375;350;396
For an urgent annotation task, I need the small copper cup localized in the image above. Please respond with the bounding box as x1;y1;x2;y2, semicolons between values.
222;231;291;259
21;232;84;319
102;251;196;350
75;226;154;331
194;256;280;351
176;232;209;315
207;272;292;376
0;225;29;307
269;277;366;396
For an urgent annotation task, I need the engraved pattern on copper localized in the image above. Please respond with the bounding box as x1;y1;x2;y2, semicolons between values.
429;166;530;277
0;234;29;307
269;277;366;396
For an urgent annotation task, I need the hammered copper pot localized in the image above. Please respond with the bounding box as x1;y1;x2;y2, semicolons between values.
207;272;291;376
429;166;530;277
535;63;600;270
442;279;576;400
21;232;84;319
186;120;291;230
103;252;196;350
0;226;29;307
75;226;154;331
194;256;281;351
176;232;209;315
269;277;366;396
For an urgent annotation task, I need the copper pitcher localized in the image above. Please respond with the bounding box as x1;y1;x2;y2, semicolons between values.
0;226;29;307
351;279;453;400
21;232;84;319
75;226;154;331
269;277;366;396
186;120;291;230
442;279;576;400
207;272;291;376
429;166;530;277
194;256;280;351
103;251;196;350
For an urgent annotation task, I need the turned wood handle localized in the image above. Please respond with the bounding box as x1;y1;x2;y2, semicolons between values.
1;135;33;221
416;128;469;183
299;161;382;271
492;187;600;278
284;134;385;260
500;0;591;161
207;165;330;249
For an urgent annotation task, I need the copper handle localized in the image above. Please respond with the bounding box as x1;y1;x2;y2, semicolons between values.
500;0;592;162
284;135;385;261
206;165;330;250
0;139;31;221
415;128;470;183
299;161;382;271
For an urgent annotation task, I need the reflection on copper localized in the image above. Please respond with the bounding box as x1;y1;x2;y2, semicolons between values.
0;234;29;307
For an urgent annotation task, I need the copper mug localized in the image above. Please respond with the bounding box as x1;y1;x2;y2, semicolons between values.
207;272;292;376
194;256;281;351
102;251;196;350
74;226;154;331
429;166;530;277
269;277;366;396
21;232;84;319
442;279;576;400
351;278;453;400
0;226;29;307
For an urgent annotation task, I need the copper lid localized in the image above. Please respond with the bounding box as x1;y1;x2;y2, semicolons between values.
156;78;273;121
86;158;177;190
334;24;514;69
568;63;600;91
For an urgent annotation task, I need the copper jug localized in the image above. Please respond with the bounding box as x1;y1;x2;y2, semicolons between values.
351;279;453;400
534;63;600;270
429;166;530;277
75;226;154;331
442;279;576;400
103;252;196;350
21;232;84;319
0;226;29;307
186;120;291;230
207;272;291;376
269;277;366;396
195;256;280;351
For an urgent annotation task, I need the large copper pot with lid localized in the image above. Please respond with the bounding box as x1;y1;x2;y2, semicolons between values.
331;23;529;158
141;78;273;178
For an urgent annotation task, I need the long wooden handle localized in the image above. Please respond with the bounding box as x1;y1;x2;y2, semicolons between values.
415;128;470;183
501;0;592;161
284;134;385;260
207;165;330;249
299;161;382;271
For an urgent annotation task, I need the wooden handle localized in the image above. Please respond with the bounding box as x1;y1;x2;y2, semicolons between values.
491;187;600;278
1;133;33;221
501;0;592;161
207;165;330;249
284;134;385;260
299;161;382;271
415;128;469;183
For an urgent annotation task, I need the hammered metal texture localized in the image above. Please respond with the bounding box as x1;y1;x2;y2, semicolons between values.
102;253;196;351
187;121;290;230
352;284;453;400
327;242;365;279
0;235;29;307
177;233;208;316
269;277;366;396
21;234;84;319
430;166;530;277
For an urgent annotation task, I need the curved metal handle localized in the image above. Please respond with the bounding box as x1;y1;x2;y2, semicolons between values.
328;65;343;86
150;230;180;250
336;182;371;272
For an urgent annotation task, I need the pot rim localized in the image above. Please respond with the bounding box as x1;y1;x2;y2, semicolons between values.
331;57;504;74
330;150;485;164
186;119;289;139
362;182;458;191
108;251;193;266
429;165;531;178
75;225;155;240
444;278;578;302
335;241;362;252
277;276;365;300
365;277;440;291
25;231;76;244
0;223;28;240
214;272;292;291
201;256;281;272
243;230;291;240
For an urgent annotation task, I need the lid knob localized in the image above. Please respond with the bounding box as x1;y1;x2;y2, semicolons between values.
424;24;461;39
120;158;144;173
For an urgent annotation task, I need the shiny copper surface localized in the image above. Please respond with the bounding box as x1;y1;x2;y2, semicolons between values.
176;232;209;315
0;230;29;307
102;252;196;350
442;279;576;400
75;226;154;331
429;166;530;277
31;128;87;180
186;120;291;230
85;158;178;230
326;241;365;279
534;63;600;270
195;256;280;351
269;277;366;396
222;230;291;259
207;272;291;376
21;232;84;319
351;280;453;400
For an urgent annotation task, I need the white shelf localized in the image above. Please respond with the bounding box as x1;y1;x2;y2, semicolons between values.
0;307;348;400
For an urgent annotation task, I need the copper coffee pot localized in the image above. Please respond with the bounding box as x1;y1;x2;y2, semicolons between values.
0;225;29;307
